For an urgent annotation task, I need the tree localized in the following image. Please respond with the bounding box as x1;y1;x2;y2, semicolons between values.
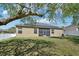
0;3;45;25
0;3;58;25
0;3;79;26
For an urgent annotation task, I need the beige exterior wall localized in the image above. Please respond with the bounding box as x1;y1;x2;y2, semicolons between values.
16;27;38;37
16;27;63;37
50;29;63;37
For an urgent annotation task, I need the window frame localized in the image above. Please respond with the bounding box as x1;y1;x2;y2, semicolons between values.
52;29;54;34
18;28;22;34
34;28;37;34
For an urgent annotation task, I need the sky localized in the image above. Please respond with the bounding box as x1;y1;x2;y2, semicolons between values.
0;5;73;29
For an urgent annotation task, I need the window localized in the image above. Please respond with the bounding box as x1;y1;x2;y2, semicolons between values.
18;28;22;34
34;28;37;34
52;29;54;34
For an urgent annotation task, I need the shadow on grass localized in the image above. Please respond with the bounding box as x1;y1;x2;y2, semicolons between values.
0;38;56;56
50;36;64;39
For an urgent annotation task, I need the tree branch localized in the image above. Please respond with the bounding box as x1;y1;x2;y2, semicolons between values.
0;12;43;25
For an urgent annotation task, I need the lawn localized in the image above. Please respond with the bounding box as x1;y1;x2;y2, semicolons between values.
0;36;79;56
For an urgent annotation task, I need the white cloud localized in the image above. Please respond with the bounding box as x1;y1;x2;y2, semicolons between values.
3;10;8;15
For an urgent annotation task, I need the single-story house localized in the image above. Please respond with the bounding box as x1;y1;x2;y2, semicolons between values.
64;25;79;36
16;23;64;37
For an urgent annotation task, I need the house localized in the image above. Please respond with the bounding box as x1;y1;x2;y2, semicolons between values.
64;25;79;36
16;23;64;37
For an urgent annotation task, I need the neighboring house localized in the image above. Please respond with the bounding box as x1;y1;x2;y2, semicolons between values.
64;25;79;36
0;27;16;33
16;23;63;37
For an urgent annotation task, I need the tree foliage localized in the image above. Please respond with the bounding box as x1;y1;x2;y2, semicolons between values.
0;3;79;26
61;3;79;25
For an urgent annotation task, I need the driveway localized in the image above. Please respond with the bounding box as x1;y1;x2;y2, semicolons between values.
0;33;16;40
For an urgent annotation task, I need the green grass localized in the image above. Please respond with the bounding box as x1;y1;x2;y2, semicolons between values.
0;36;79;56
64;36;79;44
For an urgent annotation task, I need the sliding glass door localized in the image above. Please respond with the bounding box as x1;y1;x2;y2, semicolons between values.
39;28;50;36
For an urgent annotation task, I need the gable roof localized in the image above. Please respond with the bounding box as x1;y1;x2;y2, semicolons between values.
16;23;63;29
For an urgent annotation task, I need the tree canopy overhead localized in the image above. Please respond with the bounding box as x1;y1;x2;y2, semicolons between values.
0;3;79;26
